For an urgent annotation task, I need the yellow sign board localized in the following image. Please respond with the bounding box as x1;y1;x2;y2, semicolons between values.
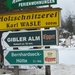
0;8;61;30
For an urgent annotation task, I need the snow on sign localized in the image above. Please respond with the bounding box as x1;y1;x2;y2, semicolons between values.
1;29;58;47
4;49;58;65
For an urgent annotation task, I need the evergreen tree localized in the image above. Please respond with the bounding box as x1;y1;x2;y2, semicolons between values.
65;15;74;38
66;15;74;33
61;17;66;28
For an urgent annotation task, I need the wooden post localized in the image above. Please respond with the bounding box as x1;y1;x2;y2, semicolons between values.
14;66;19;75
44;3;52;74
13;47;19;75
45;65;51;75
11;9;21;75
45;46;51;75
45;24;51;75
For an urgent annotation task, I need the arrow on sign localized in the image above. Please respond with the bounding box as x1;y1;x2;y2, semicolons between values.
5;50;44;64
4;0;57;10
4;30;42;47
4;0;12;10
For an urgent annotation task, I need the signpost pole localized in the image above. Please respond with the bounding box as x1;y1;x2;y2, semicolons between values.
13;47;19;75
45;65;51;75
45;21;51;75
45;46;51;75
14;66;19;75
12;9;19;75
45;4;53;74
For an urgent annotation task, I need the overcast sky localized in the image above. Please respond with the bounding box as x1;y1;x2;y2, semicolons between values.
52;0;75;19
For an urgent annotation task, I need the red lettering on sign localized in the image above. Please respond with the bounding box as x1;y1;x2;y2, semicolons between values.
43;34;55;40
45;57;56;62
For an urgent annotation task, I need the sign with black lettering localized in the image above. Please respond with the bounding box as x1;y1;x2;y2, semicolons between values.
0;8;61;30
1;29;58;47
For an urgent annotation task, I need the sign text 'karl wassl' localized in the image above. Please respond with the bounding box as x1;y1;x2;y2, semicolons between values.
0;8;61;30
1;29;58;47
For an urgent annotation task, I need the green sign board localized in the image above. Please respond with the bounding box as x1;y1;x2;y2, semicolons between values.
4;0;57;10
4;49;58;65
2;29;58;47
4;30;41;47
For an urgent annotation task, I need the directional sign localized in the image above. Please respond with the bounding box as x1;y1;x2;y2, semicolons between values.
4;49;58;65
4;0;57;10
0;8;61;30
4;30;42;47
1;29;58;47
